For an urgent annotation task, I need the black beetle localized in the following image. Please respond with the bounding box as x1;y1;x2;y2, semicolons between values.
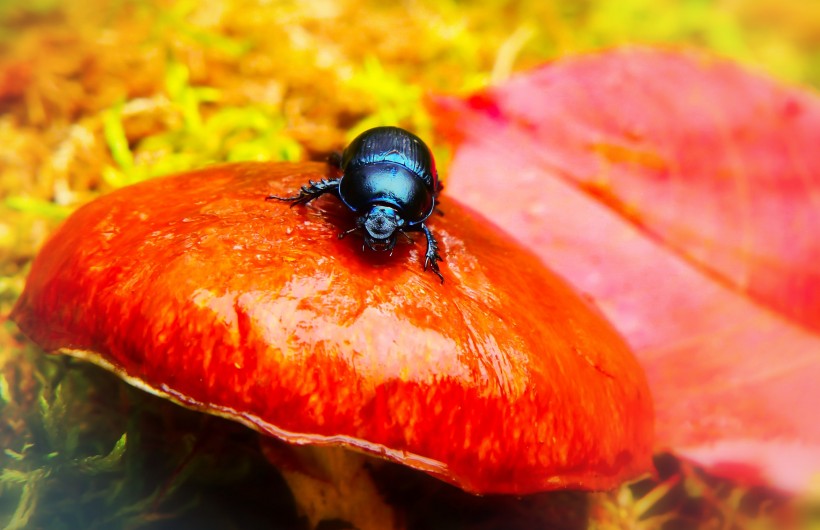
266;126;444;282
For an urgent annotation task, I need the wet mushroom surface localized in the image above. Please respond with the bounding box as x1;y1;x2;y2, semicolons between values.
11;161;654;524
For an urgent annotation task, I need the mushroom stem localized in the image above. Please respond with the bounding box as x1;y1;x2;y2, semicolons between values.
261;442;401;530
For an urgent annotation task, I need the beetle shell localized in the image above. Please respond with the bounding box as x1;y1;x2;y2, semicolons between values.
340;126;438;191
338;126;439;225
339;164;433;224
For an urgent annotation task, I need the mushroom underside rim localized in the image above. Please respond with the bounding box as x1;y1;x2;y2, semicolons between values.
52;346;605;495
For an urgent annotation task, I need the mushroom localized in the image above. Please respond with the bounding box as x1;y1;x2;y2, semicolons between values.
11;162;653;529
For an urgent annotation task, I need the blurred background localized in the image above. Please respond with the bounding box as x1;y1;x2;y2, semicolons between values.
0;0;818;528
1;0;819;285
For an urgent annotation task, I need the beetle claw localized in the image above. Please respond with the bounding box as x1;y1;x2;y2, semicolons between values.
424;257;444;283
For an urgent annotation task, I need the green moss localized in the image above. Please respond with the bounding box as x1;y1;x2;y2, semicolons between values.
3;198;72;220
102;61;303;188
0;343;297;529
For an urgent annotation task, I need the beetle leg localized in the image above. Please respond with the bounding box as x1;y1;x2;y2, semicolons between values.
266;178;341;206
327;151;342;169
435;180;444;196
385;236;398;256
410;223;444;283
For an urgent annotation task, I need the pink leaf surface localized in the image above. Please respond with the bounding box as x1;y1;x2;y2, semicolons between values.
429;47;820;493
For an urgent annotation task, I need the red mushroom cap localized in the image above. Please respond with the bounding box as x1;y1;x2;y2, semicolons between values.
11;162;653;494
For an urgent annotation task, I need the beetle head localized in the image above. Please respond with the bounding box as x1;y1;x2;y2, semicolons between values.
361;205;404;251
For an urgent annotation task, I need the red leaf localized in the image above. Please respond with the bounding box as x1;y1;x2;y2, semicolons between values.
11;162;653;494
429;48;820;492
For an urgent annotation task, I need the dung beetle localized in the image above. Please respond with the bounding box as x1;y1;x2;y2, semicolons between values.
267;126;444;282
